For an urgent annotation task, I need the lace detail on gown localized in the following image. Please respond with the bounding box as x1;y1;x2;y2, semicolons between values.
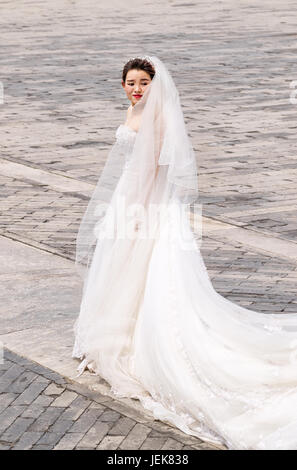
115;124;137;171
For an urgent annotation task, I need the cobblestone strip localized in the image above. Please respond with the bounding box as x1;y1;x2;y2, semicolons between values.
0;348;226;450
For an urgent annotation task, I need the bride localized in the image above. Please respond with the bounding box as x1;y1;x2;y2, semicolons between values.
72;55;297;450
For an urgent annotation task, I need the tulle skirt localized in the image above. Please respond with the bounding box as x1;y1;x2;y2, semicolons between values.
72;186;297;450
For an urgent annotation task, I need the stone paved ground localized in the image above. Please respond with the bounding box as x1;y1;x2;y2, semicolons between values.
0;348;224;450
0;0;296;303
0;0;297;451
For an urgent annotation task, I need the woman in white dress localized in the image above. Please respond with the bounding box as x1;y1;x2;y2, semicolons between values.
72;55;297;450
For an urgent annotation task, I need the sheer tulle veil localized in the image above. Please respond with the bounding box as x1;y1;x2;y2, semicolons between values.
75;55;201;281
73;55;297;450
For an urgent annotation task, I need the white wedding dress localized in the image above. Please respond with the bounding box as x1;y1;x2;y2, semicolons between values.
72;124;297;450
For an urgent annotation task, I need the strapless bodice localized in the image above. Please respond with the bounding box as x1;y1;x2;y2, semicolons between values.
115;124;137;171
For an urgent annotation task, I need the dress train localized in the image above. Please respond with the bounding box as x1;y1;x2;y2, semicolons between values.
72;124;297;450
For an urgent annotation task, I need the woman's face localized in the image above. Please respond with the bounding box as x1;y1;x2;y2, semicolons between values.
122;69;152;106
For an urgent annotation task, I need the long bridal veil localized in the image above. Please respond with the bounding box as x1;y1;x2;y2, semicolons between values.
74;55;297;450
75;53;297;327
75;55;200;282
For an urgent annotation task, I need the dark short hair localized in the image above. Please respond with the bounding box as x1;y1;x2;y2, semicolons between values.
122;58;155;83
